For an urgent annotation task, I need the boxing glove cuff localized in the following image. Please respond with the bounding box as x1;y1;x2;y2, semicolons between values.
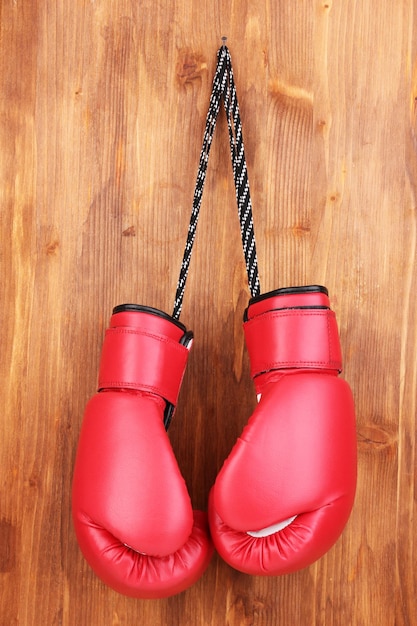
244;308;342;378
98;306;192;407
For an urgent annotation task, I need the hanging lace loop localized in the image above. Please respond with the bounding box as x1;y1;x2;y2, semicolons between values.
172;45;260;320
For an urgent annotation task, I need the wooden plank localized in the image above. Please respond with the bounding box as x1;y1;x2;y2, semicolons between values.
0;1;416;624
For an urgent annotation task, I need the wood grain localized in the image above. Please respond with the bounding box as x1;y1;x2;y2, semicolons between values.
1;1;416;624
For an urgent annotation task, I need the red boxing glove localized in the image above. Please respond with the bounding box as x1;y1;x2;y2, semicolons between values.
72;305;213;598
209;286;357;575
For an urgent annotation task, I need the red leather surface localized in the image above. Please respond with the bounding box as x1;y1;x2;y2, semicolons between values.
72;308;213;598
210;373;356;574
244;308;342;379
247;289;330;317
98;327;189;405
75;508;212;599
110;309;185;338
73;392;193;556
209;288;357;575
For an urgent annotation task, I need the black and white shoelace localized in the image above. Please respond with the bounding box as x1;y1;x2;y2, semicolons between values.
172;43;260;320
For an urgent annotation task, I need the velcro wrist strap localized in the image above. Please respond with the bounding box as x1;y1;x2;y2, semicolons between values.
98;328;190;406
244;308;342;378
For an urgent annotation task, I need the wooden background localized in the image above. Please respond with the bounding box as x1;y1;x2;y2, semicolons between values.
1;1;416;624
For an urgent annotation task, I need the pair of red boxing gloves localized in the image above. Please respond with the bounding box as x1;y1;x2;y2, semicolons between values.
72;284;357;599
